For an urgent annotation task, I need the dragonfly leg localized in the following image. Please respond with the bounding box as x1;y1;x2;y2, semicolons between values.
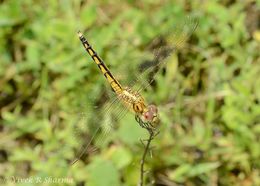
135;115;156;131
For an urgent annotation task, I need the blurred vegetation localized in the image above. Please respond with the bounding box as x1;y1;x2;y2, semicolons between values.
0;0;260;186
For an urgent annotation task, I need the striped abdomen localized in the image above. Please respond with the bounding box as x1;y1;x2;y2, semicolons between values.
78;31;123;95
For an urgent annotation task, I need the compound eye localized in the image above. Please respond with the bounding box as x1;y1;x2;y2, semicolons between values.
133;103;143;113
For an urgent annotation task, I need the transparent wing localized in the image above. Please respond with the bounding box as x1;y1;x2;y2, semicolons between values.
130;16;198;93
71;91;130;165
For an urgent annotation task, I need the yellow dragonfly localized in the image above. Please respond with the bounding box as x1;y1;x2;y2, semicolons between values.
72;17;198;164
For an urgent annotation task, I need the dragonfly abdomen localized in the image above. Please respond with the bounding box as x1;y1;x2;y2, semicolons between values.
78;31;123;95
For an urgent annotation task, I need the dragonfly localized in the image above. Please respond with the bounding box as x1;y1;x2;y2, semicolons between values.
71;16;198;164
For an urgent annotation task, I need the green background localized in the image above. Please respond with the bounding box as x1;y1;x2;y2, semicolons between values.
0;0;260;186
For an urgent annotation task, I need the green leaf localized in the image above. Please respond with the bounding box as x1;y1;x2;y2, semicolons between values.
169;164;191;182
87;158;120;186
187;162;220;177
80;4;97;27
109;147;132;169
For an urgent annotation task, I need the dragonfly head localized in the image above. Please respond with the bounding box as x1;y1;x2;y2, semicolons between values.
133;98;159;128
141;104;159;126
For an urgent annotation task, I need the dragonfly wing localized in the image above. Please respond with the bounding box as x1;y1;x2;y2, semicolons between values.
71;93;130;165
131;16;198;93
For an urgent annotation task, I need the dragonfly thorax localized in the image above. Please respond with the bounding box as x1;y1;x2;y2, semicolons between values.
120;87;146;114
120;87;159;125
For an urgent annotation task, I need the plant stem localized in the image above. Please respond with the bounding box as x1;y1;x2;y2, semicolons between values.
139;130;154;186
